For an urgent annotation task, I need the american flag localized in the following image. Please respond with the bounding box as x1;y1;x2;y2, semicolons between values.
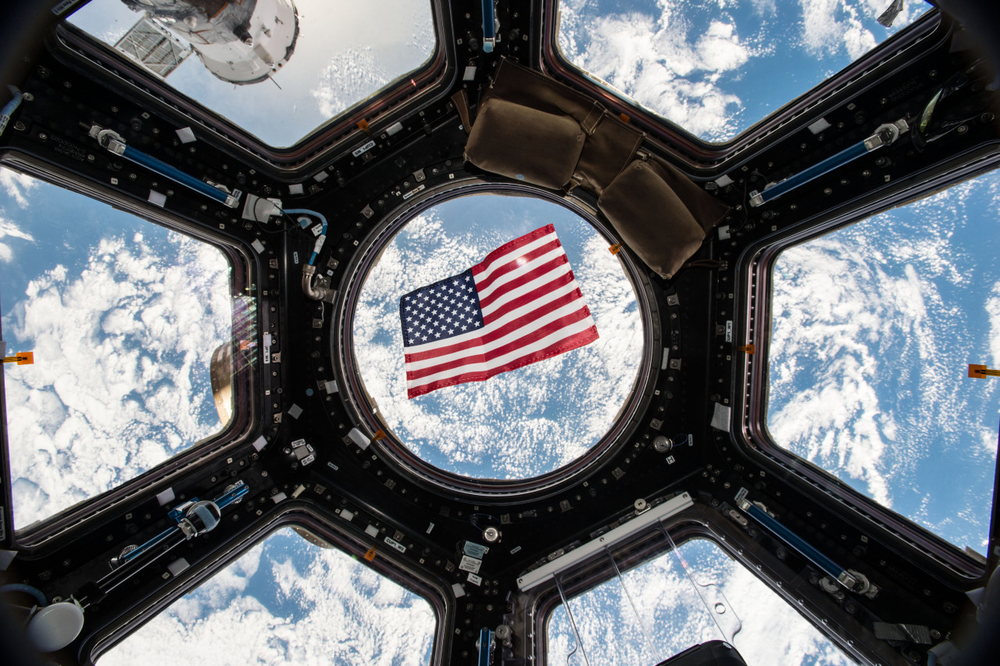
400;224;599;399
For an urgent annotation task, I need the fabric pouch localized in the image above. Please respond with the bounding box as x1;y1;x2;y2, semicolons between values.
465;97;585;190
599;159;730;279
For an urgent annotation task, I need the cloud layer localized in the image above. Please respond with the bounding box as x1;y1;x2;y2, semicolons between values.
1;172;232;529
557;0;926;141
353;196;643;480
768;173;1000;550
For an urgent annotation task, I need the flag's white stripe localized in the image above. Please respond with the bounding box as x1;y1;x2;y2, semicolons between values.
475;246;566;301
405;300;592;371
404;280;582;354
474;231;559;283
479;263;573;318
406;317;596;389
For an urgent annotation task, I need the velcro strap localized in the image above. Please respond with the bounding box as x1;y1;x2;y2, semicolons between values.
452;90;472;135
580;102;605;135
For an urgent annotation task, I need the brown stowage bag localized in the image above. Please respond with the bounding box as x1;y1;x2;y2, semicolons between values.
464;59;643;193
465;97;585;190
599;159;729;279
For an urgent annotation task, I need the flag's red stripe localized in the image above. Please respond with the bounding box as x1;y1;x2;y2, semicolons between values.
406;326;599;398
404;307;594;380
484;272;578;324
473;239;563;295
477;254;568;311
404;288;588;363
471;224;556;278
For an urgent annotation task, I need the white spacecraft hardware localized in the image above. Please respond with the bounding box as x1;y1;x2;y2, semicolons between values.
115;0;299;84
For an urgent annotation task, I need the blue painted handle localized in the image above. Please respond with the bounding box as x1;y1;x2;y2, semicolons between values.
760;140;869;203
745;503;844;578
482;0;495;52
122;145;229;205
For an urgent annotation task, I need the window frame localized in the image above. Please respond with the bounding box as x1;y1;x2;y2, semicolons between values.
52;0;453;170
531;517;863;666
539;1;945;168
732;154;1000;581
0;152;259;548
85;508;452;666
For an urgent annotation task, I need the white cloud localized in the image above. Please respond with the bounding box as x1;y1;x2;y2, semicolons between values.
352;197;643;480
4;229;231;529
987;281;1000;368
558;1;751;141
798;0;924;60
0;168;38;208
768;173;1000;549
100;529;435;666
0;216;34;262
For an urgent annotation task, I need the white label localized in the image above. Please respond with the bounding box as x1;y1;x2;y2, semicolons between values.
725;320;733;343
808;117;832;134
347;427;369;449
288;404;303;419
340;509;354;521
426;522;435;534
263;333;272;364
288;183;304;195
324;380;339;394
175;127;197;144
403;184;425;200
384;537;406;553
251;239;265;254
352;140;376;157
148;190;167;207
386;122;404;136
464;542;489;558
364;524;379;538
311;223;323;237
252;436;267;452
167;558;190;576
711;403;732;431
293;251;300;264
156;488;176;506
467;573;483;586
459;555;483;573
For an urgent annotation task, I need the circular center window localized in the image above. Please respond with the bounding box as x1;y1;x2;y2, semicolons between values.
352;193;644;480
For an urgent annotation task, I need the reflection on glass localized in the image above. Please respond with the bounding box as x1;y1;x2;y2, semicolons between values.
547;535;851;665
768;169;1000;555
353;195;643;480
67;0;437;147
99;527;436;665
557;0;929;142
0;166;234;530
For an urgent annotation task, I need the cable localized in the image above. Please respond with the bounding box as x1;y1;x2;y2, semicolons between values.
282;208;328;265
0;585;47;607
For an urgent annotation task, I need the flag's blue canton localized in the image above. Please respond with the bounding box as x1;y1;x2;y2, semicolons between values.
400;268;484;348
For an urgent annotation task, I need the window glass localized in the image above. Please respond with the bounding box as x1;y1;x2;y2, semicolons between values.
557;0;929;142
547;535;851;665
768;169;1000;555
0;166;236;530
353;194;643;480
67;0;438;148
99;527;436;665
